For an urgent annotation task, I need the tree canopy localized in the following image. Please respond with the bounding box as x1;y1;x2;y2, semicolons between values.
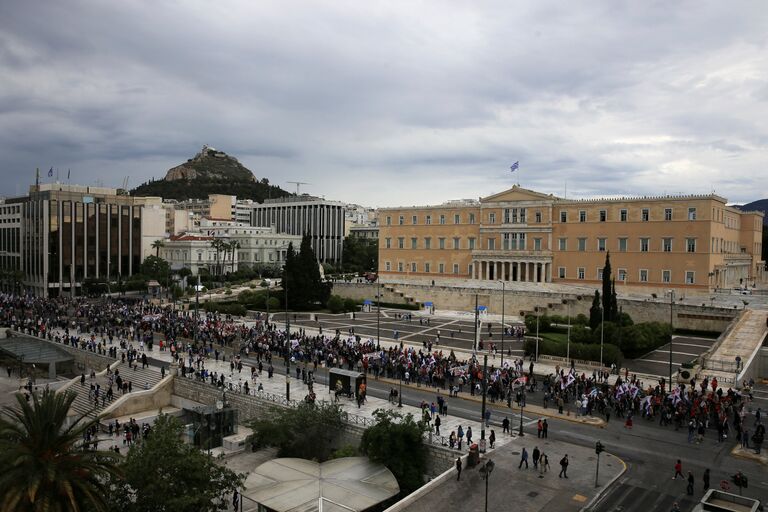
282;234;332;310
109;414;242;512
248;402;345;461
360;409;428;494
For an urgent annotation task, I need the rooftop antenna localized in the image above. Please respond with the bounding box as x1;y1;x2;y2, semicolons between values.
287;181;310;195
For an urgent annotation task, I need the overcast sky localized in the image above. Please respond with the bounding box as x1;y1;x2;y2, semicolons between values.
1;1;767;207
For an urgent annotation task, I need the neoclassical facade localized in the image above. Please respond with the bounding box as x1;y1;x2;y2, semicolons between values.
378;186;765;293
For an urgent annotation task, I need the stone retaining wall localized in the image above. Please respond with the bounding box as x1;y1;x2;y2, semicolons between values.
332;283;737;331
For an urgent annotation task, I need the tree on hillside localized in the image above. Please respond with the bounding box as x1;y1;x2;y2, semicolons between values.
109;414;242;512
589;290;602;331
0;389;121;512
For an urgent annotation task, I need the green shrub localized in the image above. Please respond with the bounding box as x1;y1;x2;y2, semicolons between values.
327;295;345;314
618;322;672;359
266;297;280;310
524;338;623;367
330;445;359;459
569;324;594;344
574;313;589;326
202;302;247;316
343;298;358;313
525;314;551;333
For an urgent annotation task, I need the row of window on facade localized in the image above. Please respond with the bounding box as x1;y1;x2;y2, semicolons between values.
559;266;698;285
559;207;700;223
166;250;283;262
385;208;540;226
382;260;699;285
384;206;718;227
384;261;466;274
384;234;534;251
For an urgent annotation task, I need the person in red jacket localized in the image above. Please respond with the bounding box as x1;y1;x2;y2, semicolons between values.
672;459;683;479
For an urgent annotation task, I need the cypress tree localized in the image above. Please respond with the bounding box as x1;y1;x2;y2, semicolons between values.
610;278;619;321
602;252;613;321
589;290;602;332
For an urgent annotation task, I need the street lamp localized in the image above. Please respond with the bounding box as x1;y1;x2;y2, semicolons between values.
285;283;290;402
479;459;495;512
480;354;488;444
668;289;674;391
518;378;525;436
564;299;571;362
534;306;541;362
474;294;480;353
377;280;381;350
499;281;505;368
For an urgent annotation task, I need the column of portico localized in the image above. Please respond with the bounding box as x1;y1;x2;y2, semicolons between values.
514;262;520;282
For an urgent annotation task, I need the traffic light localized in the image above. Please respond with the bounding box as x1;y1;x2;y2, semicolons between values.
731;472;748;489
595;441;604;455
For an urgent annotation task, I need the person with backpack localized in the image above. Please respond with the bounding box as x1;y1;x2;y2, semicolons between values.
558;454;569;478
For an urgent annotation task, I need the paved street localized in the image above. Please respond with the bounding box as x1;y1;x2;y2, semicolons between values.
628;335;719;377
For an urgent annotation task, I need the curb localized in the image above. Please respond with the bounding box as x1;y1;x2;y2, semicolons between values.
377;376;606;428
580;452;627;512
730;444;768;466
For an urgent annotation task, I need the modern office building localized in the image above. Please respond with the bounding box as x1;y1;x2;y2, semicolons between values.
378;186;765;293
250;195;345;263
0;183;165;297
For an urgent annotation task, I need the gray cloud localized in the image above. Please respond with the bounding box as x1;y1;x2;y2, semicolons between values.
0;0;767;207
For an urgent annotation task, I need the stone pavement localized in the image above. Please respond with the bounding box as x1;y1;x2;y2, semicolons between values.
394;436;625;512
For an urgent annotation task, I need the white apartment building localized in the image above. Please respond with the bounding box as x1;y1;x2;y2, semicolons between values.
162;218;301;275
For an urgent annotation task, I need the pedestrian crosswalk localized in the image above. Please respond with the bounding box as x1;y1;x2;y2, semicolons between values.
593;482;697;512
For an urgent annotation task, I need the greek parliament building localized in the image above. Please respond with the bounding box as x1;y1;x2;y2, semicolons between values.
0;183;165;297
378;186;765;294
250;195;345;263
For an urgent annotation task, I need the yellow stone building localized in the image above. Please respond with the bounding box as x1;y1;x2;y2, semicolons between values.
378;186;765;293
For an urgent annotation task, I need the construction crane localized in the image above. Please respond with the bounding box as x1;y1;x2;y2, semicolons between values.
287;181;310;195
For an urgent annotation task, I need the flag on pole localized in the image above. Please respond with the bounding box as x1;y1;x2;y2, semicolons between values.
48;167;53;177
67;169;70;180
35;168;40;187
510;161;519;173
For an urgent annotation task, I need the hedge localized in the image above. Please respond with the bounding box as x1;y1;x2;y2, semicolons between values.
202;302;247;316
524;338;623;367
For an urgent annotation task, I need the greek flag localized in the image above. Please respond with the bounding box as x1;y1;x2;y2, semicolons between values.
510;161;519;173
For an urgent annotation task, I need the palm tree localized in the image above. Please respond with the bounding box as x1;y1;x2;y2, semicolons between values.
209;239;224;278
0;389;122;512
226;240;241;274
151;239;165;258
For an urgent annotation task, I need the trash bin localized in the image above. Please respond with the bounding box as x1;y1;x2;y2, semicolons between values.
468;443;479;467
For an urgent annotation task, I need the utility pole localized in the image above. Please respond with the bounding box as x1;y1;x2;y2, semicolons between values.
595;441;604;487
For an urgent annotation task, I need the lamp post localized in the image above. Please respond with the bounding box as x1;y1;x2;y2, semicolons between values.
564;299;571;362
535;307;540;362
377;281;381;350
518;378;525;436
668;289;674;391
500;281;505;368
474;294;480;353
398;368;403;408
481;354;488;443
479;459;495;512
285;283;290;402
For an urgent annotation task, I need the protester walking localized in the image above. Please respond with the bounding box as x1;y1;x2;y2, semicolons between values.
456;457;462;480
558;454;569;478
672;460;683;480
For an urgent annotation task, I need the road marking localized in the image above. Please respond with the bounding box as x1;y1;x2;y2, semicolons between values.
647;351;699;357
572;494;588;503
669;342;711;349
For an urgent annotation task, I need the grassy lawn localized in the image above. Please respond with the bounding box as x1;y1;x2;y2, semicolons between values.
540;332;569;344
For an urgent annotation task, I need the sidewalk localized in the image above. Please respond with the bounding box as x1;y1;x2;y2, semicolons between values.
394;437;625;512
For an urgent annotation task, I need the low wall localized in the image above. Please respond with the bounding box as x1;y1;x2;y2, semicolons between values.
102;375;175;420
332;283;738;331
12;332;117;373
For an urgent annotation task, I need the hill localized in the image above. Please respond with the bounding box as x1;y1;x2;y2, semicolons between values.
734;198;768;225
131;145;290;202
